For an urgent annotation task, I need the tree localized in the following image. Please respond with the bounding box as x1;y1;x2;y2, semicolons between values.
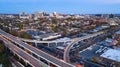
5;27;10;33
3;21;9;26
10;30;18;36
0;41;4;53
87;25;95;30
107;35;112;38
51;25;58;32
0;40;12;67
15;23;23;29
92;57;98;63
23;19;29;25
52;17;58;24
19;32;32;39
61;28;67;36
0;25;3;29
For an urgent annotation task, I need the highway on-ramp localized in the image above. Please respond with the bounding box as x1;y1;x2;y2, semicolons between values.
64;31;104;62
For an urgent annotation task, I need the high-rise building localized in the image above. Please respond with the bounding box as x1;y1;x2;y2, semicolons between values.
34;12;44;17
19;12;29;19
109;14;114;18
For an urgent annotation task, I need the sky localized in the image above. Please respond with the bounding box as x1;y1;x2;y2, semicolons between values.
0;0;120;14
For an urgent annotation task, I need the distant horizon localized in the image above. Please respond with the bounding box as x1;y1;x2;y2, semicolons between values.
0;10;120;15
0;0;120;14
0;11;120;15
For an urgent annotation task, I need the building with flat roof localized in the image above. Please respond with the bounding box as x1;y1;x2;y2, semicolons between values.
116;30;120;35
100;49;120;67
101;49;120;62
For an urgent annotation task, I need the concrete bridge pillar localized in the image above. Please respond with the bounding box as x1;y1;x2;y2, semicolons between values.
35;42;37;47
38;57;41;60
63;41;66;45
55;42;57;46
30;52;33;56
13;52;16;56
24;60;28;66
48;43;49;47
18;57;21;60
9;49;12;53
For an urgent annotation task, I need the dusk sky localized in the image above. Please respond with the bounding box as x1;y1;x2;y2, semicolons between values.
0;0;120;14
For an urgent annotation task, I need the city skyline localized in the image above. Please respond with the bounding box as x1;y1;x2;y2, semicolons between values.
0;0;120;14
1;2;120;67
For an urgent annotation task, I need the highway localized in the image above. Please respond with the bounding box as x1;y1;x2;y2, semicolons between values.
63;31;104;62
0;35;49;67
19;38;72;44
9;57;25;67
0;29;75;67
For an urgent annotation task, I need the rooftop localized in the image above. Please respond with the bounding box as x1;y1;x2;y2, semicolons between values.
105;38;113;43
53;37;71;41
79;45;103;60
116;30;120;35
101;49;120;62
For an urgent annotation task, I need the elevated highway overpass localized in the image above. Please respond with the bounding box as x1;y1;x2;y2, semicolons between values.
63;31;104;62
0;35;49;67
0;29;75;67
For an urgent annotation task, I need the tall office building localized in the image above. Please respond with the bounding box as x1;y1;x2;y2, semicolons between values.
19;12;29;19
109;14;114;18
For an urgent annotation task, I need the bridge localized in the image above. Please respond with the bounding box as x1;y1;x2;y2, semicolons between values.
19;38;72;47
18;31;104;63
0;35;49;67
0;29;75;67
0;29;104;67
63;31;104;62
